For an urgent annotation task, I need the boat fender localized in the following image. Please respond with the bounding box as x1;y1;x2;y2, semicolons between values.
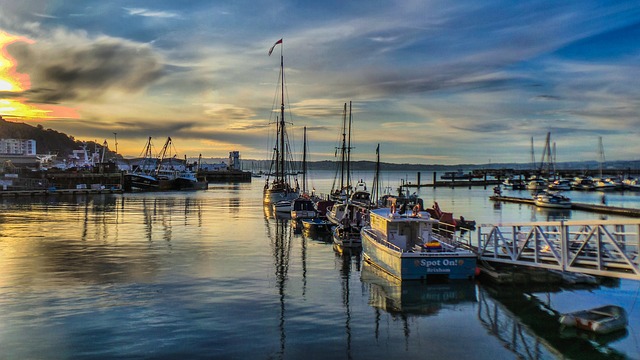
412;204;421;217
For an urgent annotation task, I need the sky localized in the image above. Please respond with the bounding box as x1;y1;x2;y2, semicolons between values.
0;1;639;165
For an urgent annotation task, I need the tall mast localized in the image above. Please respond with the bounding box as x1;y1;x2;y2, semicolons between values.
279;45;285;183
302;126;307;194
530;136;536;172
372;143;380;207
346;101;352;196
598;136;605;178
340;103;347;192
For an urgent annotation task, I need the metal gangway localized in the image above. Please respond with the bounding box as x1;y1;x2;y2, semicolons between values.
467;220;640;280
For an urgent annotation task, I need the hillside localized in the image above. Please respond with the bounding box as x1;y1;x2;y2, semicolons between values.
0;117;117;159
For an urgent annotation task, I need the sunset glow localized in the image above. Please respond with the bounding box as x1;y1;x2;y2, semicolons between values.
0;2;638;162
0;31;62;120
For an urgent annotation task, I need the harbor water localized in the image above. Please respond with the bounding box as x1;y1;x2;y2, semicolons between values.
1;170;639;359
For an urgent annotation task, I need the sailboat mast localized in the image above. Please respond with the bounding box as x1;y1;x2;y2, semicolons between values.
346;101;352;196
340;103;347;192
279;48;286;183
598;136;605;178
302;126;307;194
373;143;380;207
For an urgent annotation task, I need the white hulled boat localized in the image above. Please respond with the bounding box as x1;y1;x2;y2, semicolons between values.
361;207;477;281
533;190;571;209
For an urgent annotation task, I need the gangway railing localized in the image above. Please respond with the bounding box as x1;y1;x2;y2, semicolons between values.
475;220;640;280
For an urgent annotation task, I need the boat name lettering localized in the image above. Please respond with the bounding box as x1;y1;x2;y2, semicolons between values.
419;259;463;267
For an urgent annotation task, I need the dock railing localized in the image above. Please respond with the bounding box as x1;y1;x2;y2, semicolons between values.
476;220;640;280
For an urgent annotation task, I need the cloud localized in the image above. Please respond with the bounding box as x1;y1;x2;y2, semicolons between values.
8;28;164;104
123;8;179;18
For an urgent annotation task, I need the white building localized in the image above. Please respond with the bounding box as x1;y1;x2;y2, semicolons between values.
0;139;36;156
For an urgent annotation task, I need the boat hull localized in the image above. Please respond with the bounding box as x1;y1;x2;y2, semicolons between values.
559;305;628;334
264;189;299;205
173;177;208;191
362;231;477;281
332;225;361;248
534;200;571;209
301;218;331;232
124;174;161;191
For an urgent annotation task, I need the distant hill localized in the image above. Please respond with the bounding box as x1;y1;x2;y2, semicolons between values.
2;116;638;171
0;117;117;159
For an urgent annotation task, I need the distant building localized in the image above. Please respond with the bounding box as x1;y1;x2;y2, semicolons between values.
0;138;36;156
229;151;241;171
200;162;227;171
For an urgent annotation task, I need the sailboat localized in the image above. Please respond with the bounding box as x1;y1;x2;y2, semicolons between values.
593;137;618;191
291;127;317;220
330;102;353;202
263;38;300;205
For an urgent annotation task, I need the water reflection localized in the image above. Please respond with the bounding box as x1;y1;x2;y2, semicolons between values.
263;215;293;359
0;194;207;287
361;262;477;316
334;244;361;360
478;284;628;360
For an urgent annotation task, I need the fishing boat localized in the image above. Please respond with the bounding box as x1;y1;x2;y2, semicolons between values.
559;305;628;334
124;137;162;191
361;207;477;281
533;190;571;209
263;39;300;205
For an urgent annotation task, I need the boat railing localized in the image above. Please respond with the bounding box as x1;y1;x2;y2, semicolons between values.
433;225;475;252
361;228;402;252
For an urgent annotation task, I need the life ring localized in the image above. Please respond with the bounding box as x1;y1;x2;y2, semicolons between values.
390;203;396;213
412;204;420;216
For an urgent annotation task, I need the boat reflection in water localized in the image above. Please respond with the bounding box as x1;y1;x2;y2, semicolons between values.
360;262;477;315
478;284;629;360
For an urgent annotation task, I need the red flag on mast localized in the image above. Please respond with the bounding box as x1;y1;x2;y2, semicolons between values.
268;38;283;56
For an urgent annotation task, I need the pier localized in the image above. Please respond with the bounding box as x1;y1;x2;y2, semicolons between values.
197;170;251;182
464;219;640;281
490;195;640;218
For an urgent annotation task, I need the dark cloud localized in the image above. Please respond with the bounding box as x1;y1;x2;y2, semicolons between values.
9;35;164;104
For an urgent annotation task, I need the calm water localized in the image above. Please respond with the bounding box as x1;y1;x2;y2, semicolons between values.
1;171;639;359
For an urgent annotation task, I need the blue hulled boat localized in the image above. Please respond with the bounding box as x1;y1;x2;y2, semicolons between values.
361;207;477;281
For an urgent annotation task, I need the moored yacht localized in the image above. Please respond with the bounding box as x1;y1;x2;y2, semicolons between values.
263;39;300;205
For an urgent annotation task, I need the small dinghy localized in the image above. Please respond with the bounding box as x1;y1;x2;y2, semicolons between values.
559;305;628;334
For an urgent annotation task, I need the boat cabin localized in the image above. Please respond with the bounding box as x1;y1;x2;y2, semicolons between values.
369;209;438;251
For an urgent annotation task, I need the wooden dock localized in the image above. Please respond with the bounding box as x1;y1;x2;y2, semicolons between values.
490;195;640;218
